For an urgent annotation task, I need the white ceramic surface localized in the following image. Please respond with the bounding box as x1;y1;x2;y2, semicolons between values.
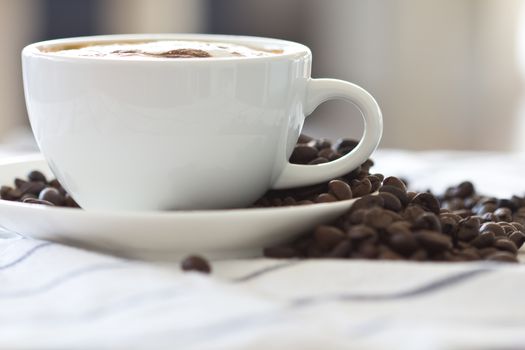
0;156;359;260
22;34;382;211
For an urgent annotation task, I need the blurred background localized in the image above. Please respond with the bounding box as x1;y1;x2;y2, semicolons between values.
1;0;524;151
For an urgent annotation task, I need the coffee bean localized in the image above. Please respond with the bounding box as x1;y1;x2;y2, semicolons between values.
347;225;376;241
445;198;467;211
413;212;442;232
514;215;525;226
22;197;54;206
509;231;525;249
493;207;512;222
64;194;80;208
378;192;402;212
38;187;64;206
291;183;327;200
20;193;37;201
481;212;497;222
480;222;506;237
306;244;323;258
0;186;15;200
403;205;426;223
329;153;342;161
451;181;475;199
371;173;385;182
350;194;384;212
414;231;452;253
313;138;332;150
298;134;314;143
349;209;367;224
328;180;352;200
385;210;404;222
411;193;440;215
459;248;481;260
345;166;362;180
406;192;418;202
318;148;335;159
510;222;525;232
6;188;22;200
476;203;497;215
19;181;46;196
271;198;283;206
290;145;318;164
367;175;382;192
363;208;394;229
463;197;478;209
253;198;270;207
478;247;499;258
453;209;473;218
410;249;429;261
386;221;412;236
308;157;329;165
361;159;374;172
14;178;27;188
382;176;407;191
481;197;498;205
0;185;10;197
27;170;47;183
510;196;524;209
457;216;481;242
335;138;358;154
181;255;211;273
380;186;409;207
296;200;314;205
486;252;519;263
315;193;337;203
470;231;495;248
439;213;460;235
497;198;516;211
49;179;67;195
494;239;518;254
499;223;516;235
378;246;403;260
314;225;345;250
307;139;332;151
351;178;372;198
390;233;419;256
356;243;379;259
327;240;352;258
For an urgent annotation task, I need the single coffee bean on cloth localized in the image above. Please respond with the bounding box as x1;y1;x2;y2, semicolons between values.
180;255;212;274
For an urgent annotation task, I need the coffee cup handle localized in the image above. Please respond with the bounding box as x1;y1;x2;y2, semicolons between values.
272;78;383;189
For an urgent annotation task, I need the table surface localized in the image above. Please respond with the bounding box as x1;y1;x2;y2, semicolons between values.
1;149;525;350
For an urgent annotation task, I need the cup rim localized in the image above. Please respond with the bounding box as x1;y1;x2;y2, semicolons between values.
22;33;311;63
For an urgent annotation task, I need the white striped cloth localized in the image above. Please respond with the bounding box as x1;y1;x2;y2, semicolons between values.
1;149;525;350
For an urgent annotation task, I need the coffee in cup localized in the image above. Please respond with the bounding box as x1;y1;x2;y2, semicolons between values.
45;40;283;59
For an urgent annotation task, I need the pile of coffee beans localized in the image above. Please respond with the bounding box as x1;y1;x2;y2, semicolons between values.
253;135;378;207
264;178;525;263
1;135;523;265
0;170;79;207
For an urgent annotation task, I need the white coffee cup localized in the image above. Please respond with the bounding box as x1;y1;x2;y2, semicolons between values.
22;34;382;211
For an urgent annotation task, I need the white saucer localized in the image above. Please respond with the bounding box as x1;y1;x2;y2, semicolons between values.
0;155;358;260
